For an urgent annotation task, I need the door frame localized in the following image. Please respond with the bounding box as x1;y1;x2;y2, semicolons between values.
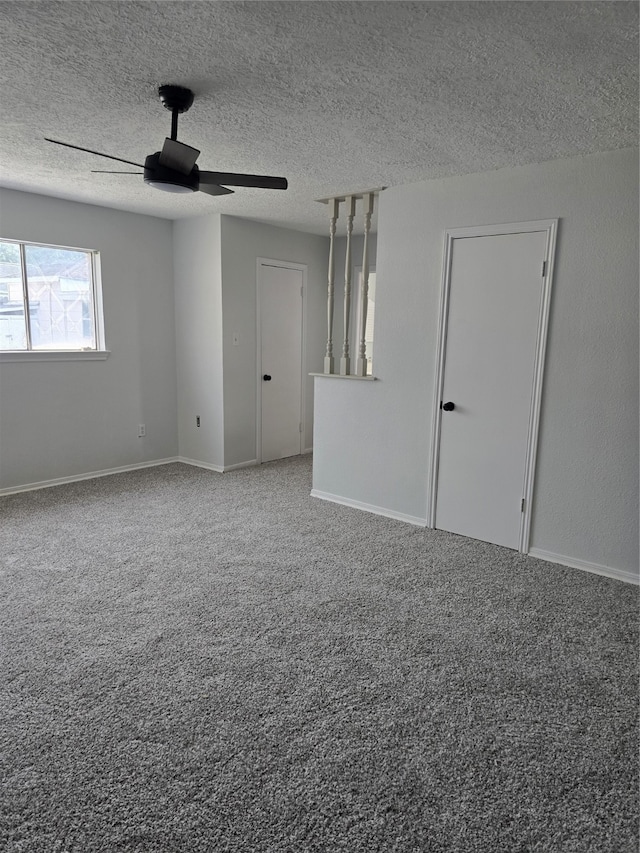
256;258;307;464
426;219;558;553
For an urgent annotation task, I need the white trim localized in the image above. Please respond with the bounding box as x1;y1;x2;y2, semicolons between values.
315;187;386;204
0;236;100;253
427;230;454;528
519;221;558;552
352;264;376;376
0;238;106;356
0;350;110;363
529;548;639;586
427;218;558;556
302;446;313;455
92;250;106;352
222;459;258;472
256;258;307;464
441;219;559;240
179;456;258;473
177;456;224;474
0;457;179;496
310;372;376;381
19;243;31;347
256;260;263;463
310;488;427;527
300;264;308;457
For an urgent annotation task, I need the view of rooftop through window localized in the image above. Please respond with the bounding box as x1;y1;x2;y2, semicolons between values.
0;241;98;351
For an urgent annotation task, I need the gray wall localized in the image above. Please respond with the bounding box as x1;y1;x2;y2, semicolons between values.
220;215;328;467
173;213;224;468
0;189;178;490
312;148;639;577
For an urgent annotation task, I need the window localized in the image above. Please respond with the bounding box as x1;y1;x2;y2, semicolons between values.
352;266;376;375
0;239;103;353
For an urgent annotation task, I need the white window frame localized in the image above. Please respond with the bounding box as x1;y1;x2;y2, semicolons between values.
0;238;108;362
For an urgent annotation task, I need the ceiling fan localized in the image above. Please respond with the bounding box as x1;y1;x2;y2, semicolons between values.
45;85;288;196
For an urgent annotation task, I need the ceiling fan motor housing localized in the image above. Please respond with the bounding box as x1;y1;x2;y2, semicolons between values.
144;152;198;193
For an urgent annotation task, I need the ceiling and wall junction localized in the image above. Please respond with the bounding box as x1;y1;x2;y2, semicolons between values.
0;1;637;234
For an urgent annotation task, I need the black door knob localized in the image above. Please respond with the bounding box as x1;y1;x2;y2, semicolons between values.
263;374;272;381
441;401;455;411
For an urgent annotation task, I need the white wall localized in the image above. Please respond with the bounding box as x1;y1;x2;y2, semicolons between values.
219;216;328;467
0;189;178;490
173;214;224;469
313;148;639;578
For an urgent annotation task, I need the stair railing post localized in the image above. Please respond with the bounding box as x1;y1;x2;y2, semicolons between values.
356;192;375;377
340;195;356;375
324;197;339;374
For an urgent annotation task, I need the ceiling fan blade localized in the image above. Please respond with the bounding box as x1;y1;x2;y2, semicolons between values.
199;183;234;196
200;170;288;190
91;170;143;174
159;138;200;175
44;138;145;169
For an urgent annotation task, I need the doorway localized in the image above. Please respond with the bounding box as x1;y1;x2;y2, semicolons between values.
428;220;557;552
257;260;306;463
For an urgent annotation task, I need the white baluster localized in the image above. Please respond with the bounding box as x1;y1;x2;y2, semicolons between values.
356;192;375;377
324;198;339;374
340;196;356;375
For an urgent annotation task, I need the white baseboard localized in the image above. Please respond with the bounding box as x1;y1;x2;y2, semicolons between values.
222;459;258;472
177;456;224;474
308;493;638;585
0;457;180;496
8;465;633;588
310;488;427;527
303;447;313;455
529;548;639;586
178;456;258;473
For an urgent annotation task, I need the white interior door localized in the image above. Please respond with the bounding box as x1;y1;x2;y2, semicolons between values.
434;229;549;550
259;262;304;463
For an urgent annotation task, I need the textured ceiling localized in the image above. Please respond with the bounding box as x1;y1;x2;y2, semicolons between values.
0;1;637;235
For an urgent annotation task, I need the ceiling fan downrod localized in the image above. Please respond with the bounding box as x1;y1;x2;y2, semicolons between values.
158;84;194;141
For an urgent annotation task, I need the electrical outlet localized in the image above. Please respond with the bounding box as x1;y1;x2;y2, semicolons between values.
138;424;146;437
196;416;201;428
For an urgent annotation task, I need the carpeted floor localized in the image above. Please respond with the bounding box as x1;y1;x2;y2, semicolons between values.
0;456;637;852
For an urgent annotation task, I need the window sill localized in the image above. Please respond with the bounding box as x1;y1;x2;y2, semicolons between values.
0;350;110;363
310;372;376;381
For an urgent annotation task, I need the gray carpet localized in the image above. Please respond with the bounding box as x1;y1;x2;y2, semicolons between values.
0;456;637;853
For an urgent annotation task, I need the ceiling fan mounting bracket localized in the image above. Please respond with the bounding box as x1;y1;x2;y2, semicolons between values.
158;85;194;114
